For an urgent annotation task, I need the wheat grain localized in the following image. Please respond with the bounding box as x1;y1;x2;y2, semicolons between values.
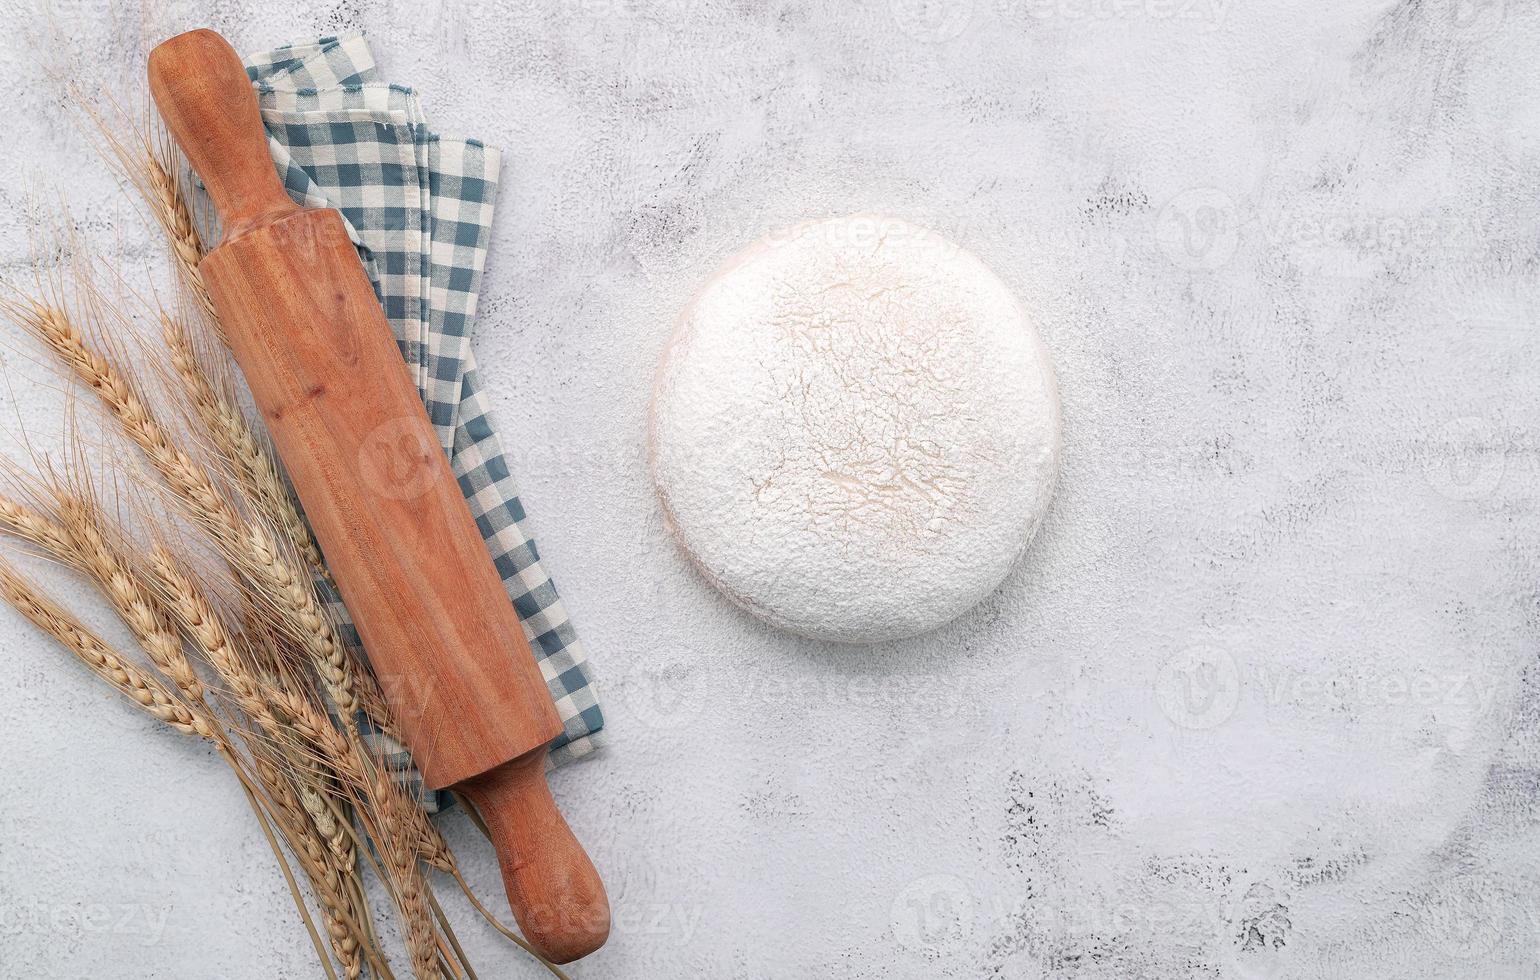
0;496;75;558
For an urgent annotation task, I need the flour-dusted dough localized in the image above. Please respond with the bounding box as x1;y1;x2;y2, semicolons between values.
650;215;1061;644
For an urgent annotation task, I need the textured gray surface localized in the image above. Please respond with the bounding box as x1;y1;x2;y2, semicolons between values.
0;0;1537;977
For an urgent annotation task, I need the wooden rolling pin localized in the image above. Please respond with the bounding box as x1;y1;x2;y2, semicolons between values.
147;28;608;964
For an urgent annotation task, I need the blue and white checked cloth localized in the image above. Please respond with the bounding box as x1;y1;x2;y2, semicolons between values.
242;35;603;809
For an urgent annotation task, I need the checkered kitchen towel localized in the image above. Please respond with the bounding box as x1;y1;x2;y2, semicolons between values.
242;34;603;810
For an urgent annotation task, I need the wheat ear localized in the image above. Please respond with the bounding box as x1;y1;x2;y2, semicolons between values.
158;312;405;742
0;556;214;738
55;494;206;701
265;684;452;869
158;312;405;745
267;688;444;980
0;496;75;557
366;763;444;980
159;312;325;571
146;546;272;716
84;108;220;334
250;746;367;980
4;297;359;724
142;134;220;330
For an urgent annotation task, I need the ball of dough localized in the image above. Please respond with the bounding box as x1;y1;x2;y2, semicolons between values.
650;214;1060;644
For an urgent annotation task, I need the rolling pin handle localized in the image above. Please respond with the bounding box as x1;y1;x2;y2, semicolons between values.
147;29;299;243
458;751;611;964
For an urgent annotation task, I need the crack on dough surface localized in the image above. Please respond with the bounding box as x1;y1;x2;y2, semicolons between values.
651;214;1061;643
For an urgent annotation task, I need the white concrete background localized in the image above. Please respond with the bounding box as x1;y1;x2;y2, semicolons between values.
0;0;1536;977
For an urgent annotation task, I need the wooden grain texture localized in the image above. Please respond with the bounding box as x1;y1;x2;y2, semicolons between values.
460;753;611;964
146;30;300;242
148;28;607;961
199;210;564;785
